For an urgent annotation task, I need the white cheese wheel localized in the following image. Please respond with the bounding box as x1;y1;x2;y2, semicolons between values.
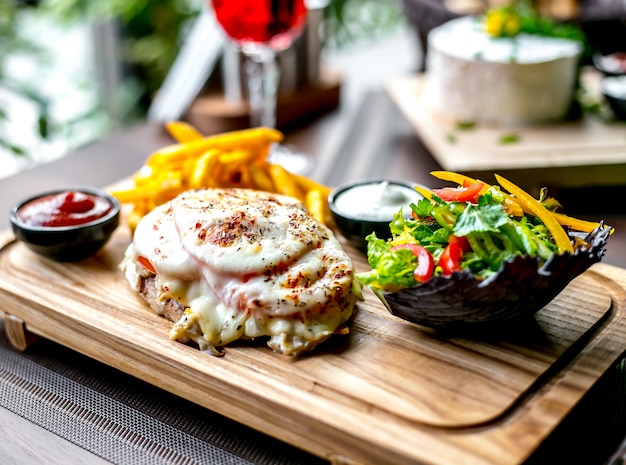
422;16;582;126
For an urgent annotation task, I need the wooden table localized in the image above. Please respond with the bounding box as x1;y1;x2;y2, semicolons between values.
2;89;626;465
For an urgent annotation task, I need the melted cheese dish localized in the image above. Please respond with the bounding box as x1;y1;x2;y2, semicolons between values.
120;188;360;356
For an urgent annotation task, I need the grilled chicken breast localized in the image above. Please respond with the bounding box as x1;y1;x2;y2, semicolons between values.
120;188;360;356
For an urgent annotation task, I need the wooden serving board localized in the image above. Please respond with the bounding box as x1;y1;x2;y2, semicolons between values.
1;217;626;465
386;73;626;189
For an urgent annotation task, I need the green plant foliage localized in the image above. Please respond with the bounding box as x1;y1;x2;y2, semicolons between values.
41;0;201;114
324;0;404;47
0;2;50;158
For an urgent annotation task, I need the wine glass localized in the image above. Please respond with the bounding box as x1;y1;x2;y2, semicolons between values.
211;0;311;174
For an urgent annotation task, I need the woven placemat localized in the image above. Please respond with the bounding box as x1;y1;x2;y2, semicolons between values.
0;319;326;465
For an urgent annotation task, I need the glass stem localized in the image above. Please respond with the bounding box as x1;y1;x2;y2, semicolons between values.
244;47;279;128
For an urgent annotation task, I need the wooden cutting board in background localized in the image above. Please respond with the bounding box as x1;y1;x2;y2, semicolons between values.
0;216;626;465
386;72;626;190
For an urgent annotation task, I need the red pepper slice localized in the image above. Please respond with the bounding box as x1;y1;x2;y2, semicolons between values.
137;255;157;274
433;182;484;203
448;234;471;253
392;244;435;283
439;242;464;275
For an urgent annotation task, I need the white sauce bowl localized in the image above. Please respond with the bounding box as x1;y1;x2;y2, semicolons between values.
328;180;424;250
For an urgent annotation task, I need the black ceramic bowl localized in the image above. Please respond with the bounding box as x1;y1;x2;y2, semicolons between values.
380;226;611;331
602;75;626;121
328;180;424;251
10;188;120;262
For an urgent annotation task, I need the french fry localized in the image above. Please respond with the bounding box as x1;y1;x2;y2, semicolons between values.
248;164;275;192
219;149;256;168
112;173;184;202
292;173;332;198
114;123;338;231
305;188;328;225
189;150;220;189
134;165;156;186
146;127;283;168
268;163;302;201
253;144;273;163
126;209;144;233
234;164;251;187
110;188;144;204
166;121;204;143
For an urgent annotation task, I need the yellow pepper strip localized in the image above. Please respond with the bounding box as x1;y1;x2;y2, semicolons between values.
413;185;434;201
165;121;204;143
430;170;475;185
552;212;614;235
430;170;492;198
430;170;524;216
147;127;283;168
500;197;524;217
495;174;574;254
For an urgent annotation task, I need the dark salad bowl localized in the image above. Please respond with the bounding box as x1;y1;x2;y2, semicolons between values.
380;226;611;331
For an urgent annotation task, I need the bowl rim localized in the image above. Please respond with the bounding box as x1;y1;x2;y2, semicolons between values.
593;51;626;76
328;179;424;223
10;187;121;232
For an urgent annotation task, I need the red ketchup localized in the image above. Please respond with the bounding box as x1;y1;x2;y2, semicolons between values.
18;191;113;227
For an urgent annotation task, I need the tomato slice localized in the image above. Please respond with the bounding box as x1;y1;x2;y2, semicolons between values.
433;182;484;203
439;242;464;275
392;244;435;283
137;255;157;274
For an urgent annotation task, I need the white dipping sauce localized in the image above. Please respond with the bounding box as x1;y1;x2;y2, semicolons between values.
333;181;423;221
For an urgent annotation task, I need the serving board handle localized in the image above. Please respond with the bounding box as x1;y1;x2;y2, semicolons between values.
4;313;40;351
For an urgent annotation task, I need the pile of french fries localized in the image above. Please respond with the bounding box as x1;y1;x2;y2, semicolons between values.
111;122;333;231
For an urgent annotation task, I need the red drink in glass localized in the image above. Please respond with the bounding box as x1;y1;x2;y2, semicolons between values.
210;0;311;173
212;0;307;51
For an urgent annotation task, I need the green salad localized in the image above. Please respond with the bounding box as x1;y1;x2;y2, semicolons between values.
357;171;609;293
